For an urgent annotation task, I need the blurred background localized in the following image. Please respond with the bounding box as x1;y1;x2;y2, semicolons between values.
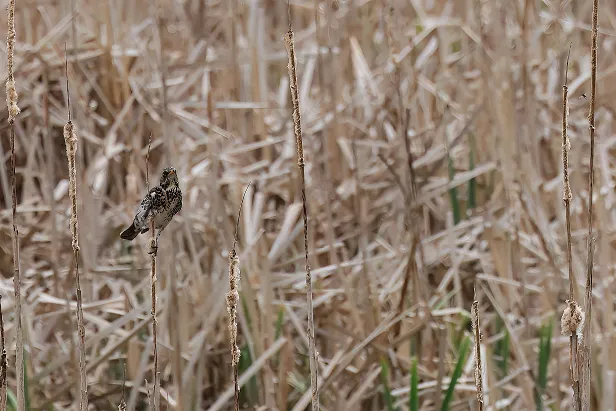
0;0;613;409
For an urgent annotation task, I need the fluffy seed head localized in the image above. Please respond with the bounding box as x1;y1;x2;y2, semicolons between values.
5;80;19;121
561;299;585;338
226;253;241;366
63;121;80;252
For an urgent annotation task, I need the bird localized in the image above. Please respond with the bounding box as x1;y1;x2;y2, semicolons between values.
120;166;182;253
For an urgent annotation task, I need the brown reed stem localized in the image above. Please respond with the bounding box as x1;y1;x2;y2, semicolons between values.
6;0;19;124
562;42;574;301
151;4;166;407
227;183;250;411
6;1;23;411
63;49;88;411
581;237;595;411
0;296;6;411
146;133;153;192
581;1;599;408
149;210;159;411
560;44;582;411
472;287;484;411
587;0;598;240
145;138;159;411
284;29;319;411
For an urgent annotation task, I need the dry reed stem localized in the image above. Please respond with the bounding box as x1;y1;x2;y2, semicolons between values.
152;3;166;404
149;229;158;411
587;0;598;238
5;66;20;411
284;29;319;411
227;254;241;410
227;183;250;411
472;287;484;411
350;127;377;335
6;0;19;123
581;238;595;411
0;296;6;411
63;52;88;410
42;72;59;296
146;133;153;192
146;137;159;411
560;44;582;411
397;108;429;338
581;1;599;408
6;1;23;411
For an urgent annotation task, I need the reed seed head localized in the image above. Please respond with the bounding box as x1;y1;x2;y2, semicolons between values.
5;80;19;121
63;120;80;252
226;253;241;366
561;299;585;338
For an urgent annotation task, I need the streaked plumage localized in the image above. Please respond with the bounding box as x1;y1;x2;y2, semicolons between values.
120;167;182;251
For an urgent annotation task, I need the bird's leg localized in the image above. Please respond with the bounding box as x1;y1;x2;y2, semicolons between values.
148;227;164;255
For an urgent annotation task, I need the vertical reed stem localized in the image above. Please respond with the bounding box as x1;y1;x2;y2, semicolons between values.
284;28;319;411
6;1;23;410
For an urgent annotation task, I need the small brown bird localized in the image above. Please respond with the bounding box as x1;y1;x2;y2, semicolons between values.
120;167;182;253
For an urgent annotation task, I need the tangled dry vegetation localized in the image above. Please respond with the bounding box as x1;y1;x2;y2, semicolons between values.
0;0;613;410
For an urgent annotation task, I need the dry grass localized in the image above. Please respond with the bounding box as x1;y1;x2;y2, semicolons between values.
471;287;483;411
0;0;615;410
145;132;159;411
227;182;250;411
284;26;319;411
0;295;7;411
4;1;23;411
63;52;88;411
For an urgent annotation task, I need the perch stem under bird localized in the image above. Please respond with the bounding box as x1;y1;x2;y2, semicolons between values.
121;167;182;253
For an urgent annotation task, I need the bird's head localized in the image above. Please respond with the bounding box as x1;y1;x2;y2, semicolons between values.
160;167;179;188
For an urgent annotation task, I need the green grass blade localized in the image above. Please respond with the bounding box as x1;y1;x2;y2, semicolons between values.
6;390;16;411
537;319;553;389
274;307;285;341
273;307;286;367
238;343;258;406
450;40;461;53
450;314;471;354
409;357;419;411
441;335;471;411
380;358;397;411
536;318;553;411
500;328;510;377
448;154;461;224
494;317;510;378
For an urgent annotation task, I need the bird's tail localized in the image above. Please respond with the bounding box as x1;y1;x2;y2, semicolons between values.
120;223;140;241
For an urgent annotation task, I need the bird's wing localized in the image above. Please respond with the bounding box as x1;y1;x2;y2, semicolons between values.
132;186;164;230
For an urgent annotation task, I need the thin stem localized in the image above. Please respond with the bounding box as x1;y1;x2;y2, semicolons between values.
63;49;87;411
285;29;319;411
562;43;582;411
228;183;250;411
5;1;23;410
146;133;159;411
